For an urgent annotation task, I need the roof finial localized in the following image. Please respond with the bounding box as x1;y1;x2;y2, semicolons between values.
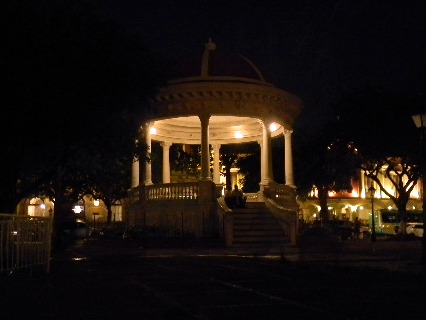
205;38;216;51
201;39;216;77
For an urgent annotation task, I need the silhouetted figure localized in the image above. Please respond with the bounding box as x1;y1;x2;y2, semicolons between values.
230;184;246;208
354;217;361;239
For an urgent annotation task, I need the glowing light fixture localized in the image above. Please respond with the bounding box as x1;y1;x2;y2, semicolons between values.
94;199;100;207
150;127;157;135
73;206;83;214
234;131;243;139
269;122;278;132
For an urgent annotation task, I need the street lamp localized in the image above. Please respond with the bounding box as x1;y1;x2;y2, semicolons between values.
412;113;426;264
368;183;377;242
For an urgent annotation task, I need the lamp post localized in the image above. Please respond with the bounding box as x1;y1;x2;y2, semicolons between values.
412;113;426;264
368;183;377;242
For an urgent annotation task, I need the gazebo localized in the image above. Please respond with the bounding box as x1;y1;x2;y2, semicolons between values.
129;39;303;247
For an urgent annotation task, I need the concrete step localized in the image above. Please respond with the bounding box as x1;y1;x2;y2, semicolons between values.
229;202;287;249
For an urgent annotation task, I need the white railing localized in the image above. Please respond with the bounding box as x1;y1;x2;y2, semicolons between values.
130;181;219;204
145;182;200;201
267;183;296;202
1;214;52;274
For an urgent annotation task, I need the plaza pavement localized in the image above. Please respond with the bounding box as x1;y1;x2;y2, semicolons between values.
55;235;426;273
1;236;426;319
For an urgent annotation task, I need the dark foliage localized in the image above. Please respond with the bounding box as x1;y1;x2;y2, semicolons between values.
0;0;167;214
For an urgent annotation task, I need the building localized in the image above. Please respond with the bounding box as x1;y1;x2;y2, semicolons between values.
127;39;303;246
298;168;423;226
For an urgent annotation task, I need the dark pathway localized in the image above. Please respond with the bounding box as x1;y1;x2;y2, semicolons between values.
1;237;425;319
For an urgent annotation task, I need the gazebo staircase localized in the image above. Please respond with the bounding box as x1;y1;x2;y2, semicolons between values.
228;202;288;249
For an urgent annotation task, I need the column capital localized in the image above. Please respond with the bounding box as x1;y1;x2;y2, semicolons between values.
198;113;211;124
160;141;172;148
284;128;293;136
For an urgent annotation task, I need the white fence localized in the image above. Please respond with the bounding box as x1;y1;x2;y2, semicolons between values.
1;214;53;274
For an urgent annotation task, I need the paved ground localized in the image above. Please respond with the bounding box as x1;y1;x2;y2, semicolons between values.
1;236;426;319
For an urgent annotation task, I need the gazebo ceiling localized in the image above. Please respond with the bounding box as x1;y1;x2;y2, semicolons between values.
150;115;283;145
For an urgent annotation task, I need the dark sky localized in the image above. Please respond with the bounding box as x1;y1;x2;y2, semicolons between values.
94;0;425;124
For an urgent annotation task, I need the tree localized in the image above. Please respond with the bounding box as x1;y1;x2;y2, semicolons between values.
169;144;202;178
219;145;240;192
337;87;424;234
362;157;421;234
82;153;132;226
0;0;166;245
234;143;260;193
220;142;259;192
294;115;360;221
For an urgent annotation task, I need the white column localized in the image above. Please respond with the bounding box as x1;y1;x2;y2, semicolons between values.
260;121;272;186
131;157;139;187
161;142;171;184
213;144;221;184
143;122;153;185
283;129;295;187
257;139;263;183
199;114;211;180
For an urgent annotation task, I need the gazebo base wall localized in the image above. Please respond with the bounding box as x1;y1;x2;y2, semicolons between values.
128;181;300;245
128;200;219;239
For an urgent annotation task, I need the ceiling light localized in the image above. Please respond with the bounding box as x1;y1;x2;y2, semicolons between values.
234;131;243;139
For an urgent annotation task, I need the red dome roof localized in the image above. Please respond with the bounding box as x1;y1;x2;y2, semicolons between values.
167;40;268;84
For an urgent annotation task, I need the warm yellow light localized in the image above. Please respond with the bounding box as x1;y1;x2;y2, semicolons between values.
150;127;157;135
269;122;278;132
234;131;243;139
94;200;100;207
73;205;83;214
387;206;392;210
40;204;46;209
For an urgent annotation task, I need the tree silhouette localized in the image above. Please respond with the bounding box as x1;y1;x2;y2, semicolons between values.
337;87;424;234
294;115;360;221
0;1;166;247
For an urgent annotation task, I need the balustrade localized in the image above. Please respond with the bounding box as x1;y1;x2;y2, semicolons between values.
145;183;199;201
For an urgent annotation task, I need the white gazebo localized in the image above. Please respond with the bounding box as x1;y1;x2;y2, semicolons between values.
129;39;303;247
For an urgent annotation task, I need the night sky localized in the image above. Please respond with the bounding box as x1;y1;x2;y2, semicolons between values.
94;0;426;127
